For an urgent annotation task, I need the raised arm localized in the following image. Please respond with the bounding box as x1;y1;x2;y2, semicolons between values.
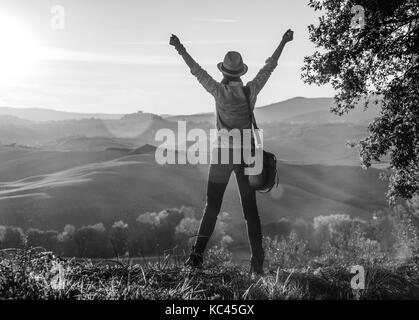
272;29;294;61
248;29;294;96
170;34;220;97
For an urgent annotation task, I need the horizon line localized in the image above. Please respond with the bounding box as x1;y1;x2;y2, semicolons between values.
0;95;335;117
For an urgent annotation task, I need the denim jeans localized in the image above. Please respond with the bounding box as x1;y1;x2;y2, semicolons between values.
194;148;264;265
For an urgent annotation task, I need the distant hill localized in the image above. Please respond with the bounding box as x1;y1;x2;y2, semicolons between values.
0;101;389;247
0;115;32;126
0;100;383;166
129;144;157;155
44;136;135;152
165;111;214;124
1;96;382;125
0;107;124;122
0;112;370;166
165;96;381;125
0;146;388;232
0;111;178;148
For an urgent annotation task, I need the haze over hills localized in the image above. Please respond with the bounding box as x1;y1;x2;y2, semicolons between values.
0;97;390;242
166;96;381;125
0;115;366;165
0;111;179;148
1;96;381;124
0;146;388;235
0;96;379;164
0;106;124;122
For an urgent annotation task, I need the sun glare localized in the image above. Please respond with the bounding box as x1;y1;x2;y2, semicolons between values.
0;14;40;83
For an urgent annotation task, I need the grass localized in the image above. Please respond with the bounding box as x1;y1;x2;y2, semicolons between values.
1;248;419;300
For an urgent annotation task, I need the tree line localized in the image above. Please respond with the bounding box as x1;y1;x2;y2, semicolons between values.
1;198;418;261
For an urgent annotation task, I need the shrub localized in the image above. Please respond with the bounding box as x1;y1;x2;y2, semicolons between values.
264;230;309;269
175;216;200;249
313;214;367;248
134;207;188;255
26;228;59;251
110;220;129;257
205;245;233;267
57;225;78;257
311;214;387;265
0;225;26;249
263;218;292;239
392;207;419;261
319;225;385;266
73;223;112;258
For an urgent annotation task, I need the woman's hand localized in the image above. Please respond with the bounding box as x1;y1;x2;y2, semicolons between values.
170;34;181;47
270;29;294;61
282;29;294;43
170;34;186;54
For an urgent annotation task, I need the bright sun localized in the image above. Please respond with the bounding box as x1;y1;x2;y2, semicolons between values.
0;14;40;82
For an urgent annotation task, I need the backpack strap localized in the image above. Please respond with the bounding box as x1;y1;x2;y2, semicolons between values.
243;86;262;147
243;86;258;130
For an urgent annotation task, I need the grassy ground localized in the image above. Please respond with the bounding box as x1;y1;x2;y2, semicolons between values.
1;248;419;300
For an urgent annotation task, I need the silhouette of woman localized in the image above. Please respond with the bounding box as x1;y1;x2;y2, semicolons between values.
170;29;294;275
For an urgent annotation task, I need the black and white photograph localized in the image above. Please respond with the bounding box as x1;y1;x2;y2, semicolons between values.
0;0;418;309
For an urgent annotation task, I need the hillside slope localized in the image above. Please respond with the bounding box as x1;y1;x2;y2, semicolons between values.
0;147;388;232
0;107;123;122
0;111;178;147
166;97;381;125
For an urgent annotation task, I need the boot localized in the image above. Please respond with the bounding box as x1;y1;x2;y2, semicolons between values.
184;247;203;269
249;256;264;276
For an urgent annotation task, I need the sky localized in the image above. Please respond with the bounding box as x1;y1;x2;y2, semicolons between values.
0;0;334;115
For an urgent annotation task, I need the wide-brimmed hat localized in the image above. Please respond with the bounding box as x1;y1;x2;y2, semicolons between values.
217;51;248;77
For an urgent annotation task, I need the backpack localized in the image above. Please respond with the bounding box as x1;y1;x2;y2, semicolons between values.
243;86;279;193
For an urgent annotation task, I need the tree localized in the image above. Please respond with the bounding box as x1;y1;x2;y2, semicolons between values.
302;0;419;202
110;221;129;257
57;224;78;257
26;228;58;251
0;226;26;249
263;218;293;239
73;223;112;258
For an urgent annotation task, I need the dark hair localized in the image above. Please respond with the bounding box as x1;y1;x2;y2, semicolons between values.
221;75;242;85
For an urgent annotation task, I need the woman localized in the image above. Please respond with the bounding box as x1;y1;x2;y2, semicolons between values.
170;30;294;275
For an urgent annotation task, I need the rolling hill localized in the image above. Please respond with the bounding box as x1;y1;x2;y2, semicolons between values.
166;96;381;125
0;111;179;147
0;107;123;122
0;146;388;235
0;99;389;244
